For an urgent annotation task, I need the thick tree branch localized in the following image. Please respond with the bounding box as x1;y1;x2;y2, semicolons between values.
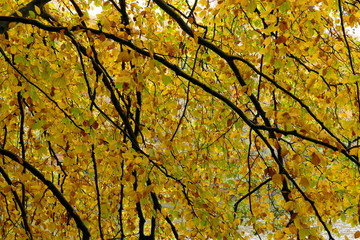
0;0;52;33
0;166;33;239
0;148;90;240
153;0;274;135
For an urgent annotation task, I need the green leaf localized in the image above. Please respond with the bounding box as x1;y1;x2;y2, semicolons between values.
25;36;34;44
14;55;26;64
162;75;172;85
115;82;124;89
71;108;82;116
33;119;45;129
29;10;36;18
280;1;291;12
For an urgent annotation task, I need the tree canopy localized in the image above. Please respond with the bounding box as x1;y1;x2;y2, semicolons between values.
0;0;359;239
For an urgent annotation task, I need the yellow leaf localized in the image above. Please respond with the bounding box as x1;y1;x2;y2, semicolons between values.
348;75;360;84
134;157;142;164
284;201;295;211
239;85;249;94
15;11;23;17
289;225;297;234
274;230;284;239
281;147;289;158
34;5;41;15
193;33;198;43
272;173;283;186
8;22;16;29
355;231;360;238
247;0;256;12
306;78;316;90
117;52;132;62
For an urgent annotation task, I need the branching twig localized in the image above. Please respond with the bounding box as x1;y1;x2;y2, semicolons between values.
0;148;90;240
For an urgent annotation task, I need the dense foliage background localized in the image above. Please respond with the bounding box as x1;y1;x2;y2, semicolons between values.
0;0;359;239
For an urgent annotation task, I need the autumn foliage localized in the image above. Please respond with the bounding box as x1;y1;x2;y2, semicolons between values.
0;0;359;239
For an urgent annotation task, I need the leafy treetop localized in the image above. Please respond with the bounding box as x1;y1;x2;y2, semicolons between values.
0;0;359;239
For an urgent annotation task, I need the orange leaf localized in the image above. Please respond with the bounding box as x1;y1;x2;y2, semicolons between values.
188;17;194;24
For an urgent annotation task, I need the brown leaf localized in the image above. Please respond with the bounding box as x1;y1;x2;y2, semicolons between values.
311;152;321;166
264;167;276;177
275;36;287;44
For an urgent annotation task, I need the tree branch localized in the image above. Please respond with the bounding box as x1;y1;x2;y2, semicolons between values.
0;148;91;240
0;0;52;33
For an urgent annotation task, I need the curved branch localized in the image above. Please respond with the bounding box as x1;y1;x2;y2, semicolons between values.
0;148;90;240
233;178;271;213
0;0;52;33
0;166;33;239
150;1;358;167
153;0;274;133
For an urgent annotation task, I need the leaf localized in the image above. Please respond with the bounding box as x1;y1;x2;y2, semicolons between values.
280;146;289;157
300;177;310;189
275;36;287;44
71;108;82;116
33;120;45;129
15;10;23;17
306;77;316;90
348;75;360;84
14;55;26;64
226;119;232;127
264;167;276;177
247;0;257;12
117;51;132;62
188;17;194;24
311;152;321;166
25;36;34;44
355;231;360;238
272;174;283;186
34;5;41;15
91;121;99;129
284;201;295;211
29;10;36;18
279;1;291;11
162;75;172;85
234;119;243;129
86;47;93;57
